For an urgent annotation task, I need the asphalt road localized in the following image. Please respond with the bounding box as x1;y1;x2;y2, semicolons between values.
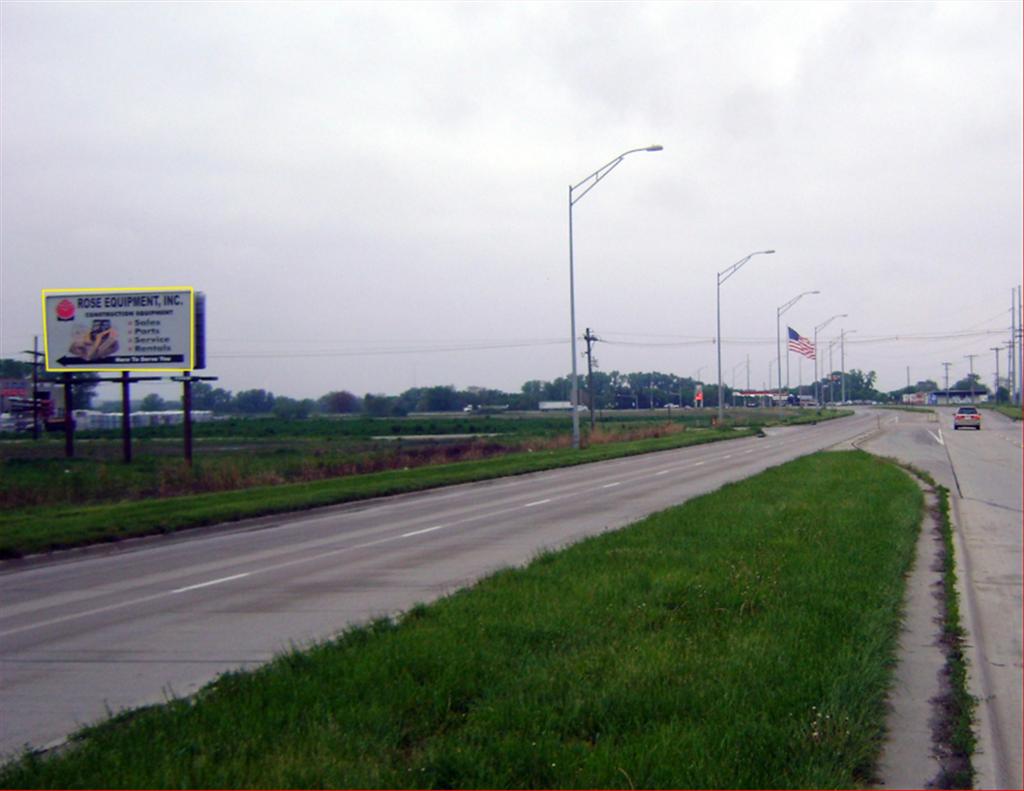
862;408;1023;789
0;412;885;759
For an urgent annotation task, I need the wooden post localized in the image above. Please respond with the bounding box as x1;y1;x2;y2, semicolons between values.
174;373;216;466
182;372;193;466
121;371;132;464
62;373;74;458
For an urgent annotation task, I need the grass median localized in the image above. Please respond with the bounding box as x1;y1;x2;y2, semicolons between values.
1;450;923;788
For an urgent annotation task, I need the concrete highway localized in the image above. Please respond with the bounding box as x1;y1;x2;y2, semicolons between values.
0;411;881;758
862;408;1022;790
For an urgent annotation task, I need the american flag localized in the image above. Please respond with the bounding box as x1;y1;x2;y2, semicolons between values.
788;327;816;360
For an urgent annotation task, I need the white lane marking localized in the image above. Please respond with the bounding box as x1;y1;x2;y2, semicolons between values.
654;469;671;476
172;573;251;594
402;524;446;538
743;449;754;455
6;420;875;637
602;482;622;489
723;455;732;460
928;429;944;446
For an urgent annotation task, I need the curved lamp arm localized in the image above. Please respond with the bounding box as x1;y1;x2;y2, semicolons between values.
570;145;663;206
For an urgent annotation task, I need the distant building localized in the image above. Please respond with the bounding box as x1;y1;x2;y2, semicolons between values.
1;377;63;431
51;410;216;431
902;392;929;405
927;390;985;405
539;401;586;412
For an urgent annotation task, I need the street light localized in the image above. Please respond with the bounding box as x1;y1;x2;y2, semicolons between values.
775;290;819;407
814;313;847;405
840;328;856;402
717;250;775;423
827;337;842;403
568;144;663;449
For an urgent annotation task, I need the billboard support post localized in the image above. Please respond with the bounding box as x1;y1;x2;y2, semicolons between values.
121;372;132;465
62;374;74;459
92;372;160;464
173;373;217;466
183;373;192;466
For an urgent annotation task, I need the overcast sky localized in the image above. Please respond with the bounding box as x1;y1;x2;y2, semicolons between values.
2;0;1021;403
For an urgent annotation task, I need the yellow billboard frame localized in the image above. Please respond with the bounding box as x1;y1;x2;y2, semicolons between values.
41;286;195;373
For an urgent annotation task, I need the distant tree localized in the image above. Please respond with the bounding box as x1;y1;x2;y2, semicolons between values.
140;393;165;412
363;393;405;417
0;358;33;378
272;396;312;419
841;369;883;402
207;387;234;413
518;380;546;409
952;374;988;393
68;374;101;410
188;385;234;413
417;385;462;412
234;389;275;414
320;390;361;414
190;382;214;411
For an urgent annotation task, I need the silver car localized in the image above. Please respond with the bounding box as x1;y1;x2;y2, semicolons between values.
953;406;981;430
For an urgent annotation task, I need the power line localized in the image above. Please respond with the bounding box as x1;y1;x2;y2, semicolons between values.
205;325;1009;360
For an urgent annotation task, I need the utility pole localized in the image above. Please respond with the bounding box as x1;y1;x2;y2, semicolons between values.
965;354;978;403
1010;289;1017;406
1018;284;1023;406
942;362;952;405
991;347;1002;403
906;366;911;390
21;337;45;440
583;328;598;431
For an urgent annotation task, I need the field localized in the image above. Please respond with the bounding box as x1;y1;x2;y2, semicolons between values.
0;409;844;557
0;451;922;788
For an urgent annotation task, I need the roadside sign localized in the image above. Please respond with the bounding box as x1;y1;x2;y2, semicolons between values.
42;287;195;372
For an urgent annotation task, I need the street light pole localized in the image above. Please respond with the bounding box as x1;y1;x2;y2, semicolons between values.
840;329;855;403
775;290;819;409
568;145;663;449
827;338;841;403
717;250;775;423
813;314;846;405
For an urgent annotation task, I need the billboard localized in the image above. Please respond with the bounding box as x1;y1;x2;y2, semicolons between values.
43;287;195;372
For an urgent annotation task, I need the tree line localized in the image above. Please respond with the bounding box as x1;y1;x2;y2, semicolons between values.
4;356;962;419
176;367;892;417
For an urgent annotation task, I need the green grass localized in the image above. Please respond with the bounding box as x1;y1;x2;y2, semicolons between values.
978;402;1022;420
0;451;923;788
